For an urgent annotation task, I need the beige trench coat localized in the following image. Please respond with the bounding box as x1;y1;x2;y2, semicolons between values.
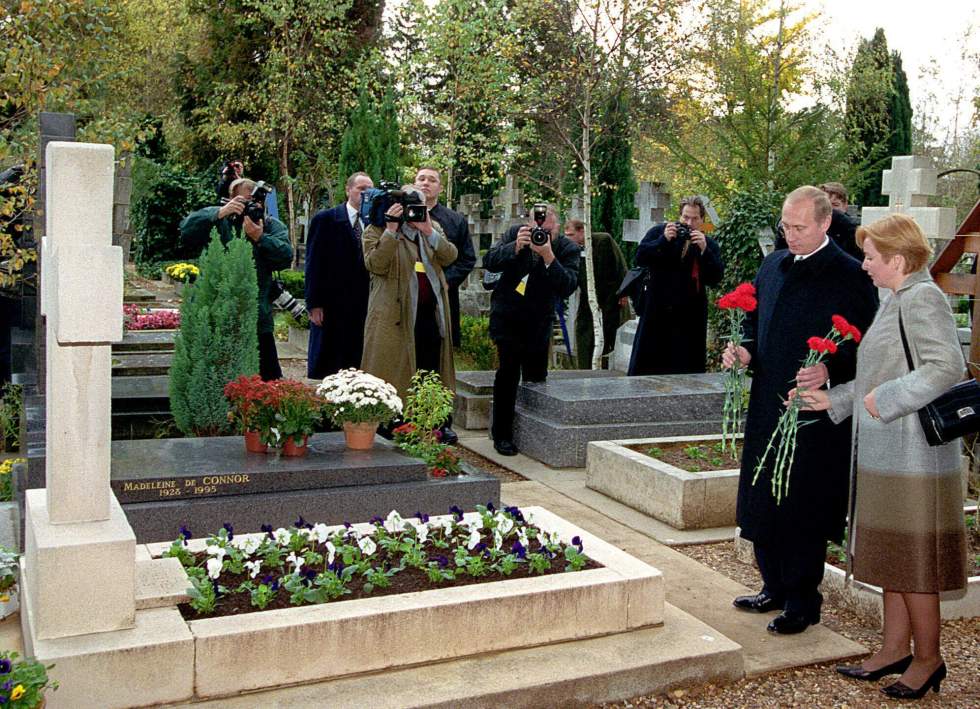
360;222;458;402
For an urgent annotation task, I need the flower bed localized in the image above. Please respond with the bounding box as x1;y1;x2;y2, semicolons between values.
147;505;664;698
587;434;740;529
164;505;598;619
124;304;180;331
626;440;742;474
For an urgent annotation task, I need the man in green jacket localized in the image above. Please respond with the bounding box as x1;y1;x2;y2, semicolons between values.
179;178;294;380
564;219;629;369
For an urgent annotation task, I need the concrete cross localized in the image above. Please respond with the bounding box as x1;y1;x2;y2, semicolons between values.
623;181;670;244
861;155;957;248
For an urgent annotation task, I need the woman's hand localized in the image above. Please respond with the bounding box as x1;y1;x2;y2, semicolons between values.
863;389;880;419
788;387;831;411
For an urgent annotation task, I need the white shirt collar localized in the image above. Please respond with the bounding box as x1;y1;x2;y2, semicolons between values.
346;202;359;226
795;235;830;261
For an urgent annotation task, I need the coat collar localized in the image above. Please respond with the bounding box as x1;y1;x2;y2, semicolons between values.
895;268;932;294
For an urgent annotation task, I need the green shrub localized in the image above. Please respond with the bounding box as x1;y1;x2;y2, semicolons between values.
458;315;497;370
0;383;22;452
170;231;259;436
131;157;214;277
277;269;305;299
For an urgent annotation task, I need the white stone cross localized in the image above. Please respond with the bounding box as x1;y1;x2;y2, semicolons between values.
623;181;670;243
861;155;956;248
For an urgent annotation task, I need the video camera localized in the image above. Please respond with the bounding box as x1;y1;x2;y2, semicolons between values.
360;182;427;228
224;180;271;228
529;204;550;246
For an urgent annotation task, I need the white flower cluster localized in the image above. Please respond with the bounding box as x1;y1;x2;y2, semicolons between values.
316;368;403;415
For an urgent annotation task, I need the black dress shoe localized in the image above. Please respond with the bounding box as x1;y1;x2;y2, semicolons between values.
493;439;518;456
766;610;819;635
438;426;459;445
881;662;946;699
837;655;913;681
733;591;783;613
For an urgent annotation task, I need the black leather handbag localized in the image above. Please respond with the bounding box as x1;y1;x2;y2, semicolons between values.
898;311;980;446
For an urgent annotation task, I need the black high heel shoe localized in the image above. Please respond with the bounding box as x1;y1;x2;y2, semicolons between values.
836;654;913;681
881;662;946;700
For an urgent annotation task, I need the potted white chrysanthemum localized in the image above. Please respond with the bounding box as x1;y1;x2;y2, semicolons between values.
316;369;402;450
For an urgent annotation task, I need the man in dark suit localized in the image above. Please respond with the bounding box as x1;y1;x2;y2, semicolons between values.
774;182;862;261
723;186;877;635
414;166;476;443
304;172;373;379
628;196;724;375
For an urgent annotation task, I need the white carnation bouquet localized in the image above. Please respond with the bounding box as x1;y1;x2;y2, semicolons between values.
316;369;403;426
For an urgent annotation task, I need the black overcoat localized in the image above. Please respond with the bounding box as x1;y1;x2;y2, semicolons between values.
429;203;476;347
628;224;724;375
737;241;877;545
304;204;370;378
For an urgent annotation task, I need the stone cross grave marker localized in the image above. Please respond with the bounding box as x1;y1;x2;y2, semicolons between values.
861;155;957;248
25;141;136;640
623;182;670;243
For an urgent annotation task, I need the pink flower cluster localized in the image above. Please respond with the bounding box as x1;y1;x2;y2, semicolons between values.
127;310;181;330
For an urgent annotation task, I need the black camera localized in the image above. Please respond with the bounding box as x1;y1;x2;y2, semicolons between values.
225;180;271;228
673;222;691;243
529;204;550;246
268;279;307;321
360;183;428;228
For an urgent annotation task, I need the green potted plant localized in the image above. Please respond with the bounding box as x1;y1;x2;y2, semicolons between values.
0;651;58;707
393;371;460;476
269;380;322;457
317;369;402;450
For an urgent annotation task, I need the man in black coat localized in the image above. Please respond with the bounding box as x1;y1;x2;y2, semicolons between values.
483;206;580;455
628;195;724;375
723;186;878;635
773;182;861;261
304;172;373;379
415;167;476;444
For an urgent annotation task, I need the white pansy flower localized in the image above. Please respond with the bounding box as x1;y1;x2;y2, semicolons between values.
358;536;377;557
286;552;303;575
384;510;404;533
206;557;223;580
273;528;291;545
467;516;484;531
325;541;336;566
467;528;482;550
517;528;529;548
493;529;503;551
412;521;429;544
311;523;330;544
206;544;227;561
244;560;262;579
495;514;514;536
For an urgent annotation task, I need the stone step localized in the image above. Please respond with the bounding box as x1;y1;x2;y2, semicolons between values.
123;288;157;303
169;603;743;708
113;331;176;353
112;352;172;377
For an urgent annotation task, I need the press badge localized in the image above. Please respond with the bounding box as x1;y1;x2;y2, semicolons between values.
414;261;425;273
515;274;529;295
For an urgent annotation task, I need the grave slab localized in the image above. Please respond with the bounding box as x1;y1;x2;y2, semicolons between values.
111;351;172;377
112;330;175;353
110;433;500;543
513;374;727;467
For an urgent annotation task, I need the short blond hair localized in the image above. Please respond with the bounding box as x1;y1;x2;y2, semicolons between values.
785;186;832;223
857;214;932;274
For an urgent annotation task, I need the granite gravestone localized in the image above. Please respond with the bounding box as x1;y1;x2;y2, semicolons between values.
512;374;729;467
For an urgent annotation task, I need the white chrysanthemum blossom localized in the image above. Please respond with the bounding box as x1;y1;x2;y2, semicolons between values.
316;369;403;416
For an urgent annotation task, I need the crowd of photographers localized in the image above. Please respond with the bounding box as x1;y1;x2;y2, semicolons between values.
179;163;859;456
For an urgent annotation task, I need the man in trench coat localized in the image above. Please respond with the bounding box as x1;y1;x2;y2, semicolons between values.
723;185;877;635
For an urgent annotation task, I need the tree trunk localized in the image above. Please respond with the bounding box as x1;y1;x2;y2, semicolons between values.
279;136;298;268
581;93;604;370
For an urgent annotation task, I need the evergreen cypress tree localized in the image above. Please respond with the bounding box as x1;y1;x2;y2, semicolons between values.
888;52;913;157
845;28;892;206
336;90;382;200
590;91;637;258
378;90;403;184
170;231;259;436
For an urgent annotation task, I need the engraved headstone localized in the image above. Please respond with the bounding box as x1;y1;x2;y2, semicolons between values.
623;182;670;244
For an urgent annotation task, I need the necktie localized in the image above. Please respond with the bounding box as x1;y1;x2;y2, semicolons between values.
352;216;362;241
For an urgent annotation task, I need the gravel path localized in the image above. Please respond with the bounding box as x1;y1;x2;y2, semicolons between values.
598;541;980;708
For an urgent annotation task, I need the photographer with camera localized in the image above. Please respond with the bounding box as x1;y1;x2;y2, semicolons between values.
628;195;723;376
179;177;294;380
483;205;580;456
360;185;458;428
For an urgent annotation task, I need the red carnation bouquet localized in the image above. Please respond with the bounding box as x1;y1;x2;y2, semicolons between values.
753;314;862;504
717;283;757;456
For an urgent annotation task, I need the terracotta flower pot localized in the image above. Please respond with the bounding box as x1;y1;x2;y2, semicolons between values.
282;435;309;457
343;421;378;450
244;430;268;454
